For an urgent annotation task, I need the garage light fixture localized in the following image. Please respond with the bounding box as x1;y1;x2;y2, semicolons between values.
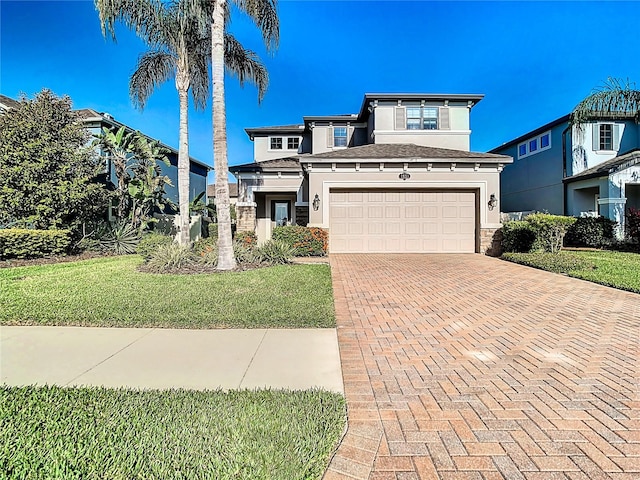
313;194;320;211
488;194;498;211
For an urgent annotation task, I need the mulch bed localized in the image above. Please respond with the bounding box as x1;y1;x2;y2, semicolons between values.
0;252;107;269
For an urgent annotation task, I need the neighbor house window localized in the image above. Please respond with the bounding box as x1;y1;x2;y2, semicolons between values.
270;137;283;149
517;130;551;159
287;137;299;150
540;133;550;148
518;144;527;157
406;107;438;130
599;124;613;150
333;127;347;147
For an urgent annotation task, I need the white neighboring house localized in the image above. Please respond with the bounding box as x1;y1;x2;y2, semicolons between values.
491;113;640;238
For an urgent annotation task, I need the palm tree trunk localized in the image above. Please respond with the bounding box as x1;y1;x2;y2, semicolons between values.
177;76;191;246
212;0;236;270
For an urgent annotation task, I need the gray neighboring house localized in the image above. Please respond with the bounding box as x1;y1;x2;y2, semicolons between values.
207;183;239;206
490;113;640;237
0;94;210;212
232;93;512;254
77;108;210;212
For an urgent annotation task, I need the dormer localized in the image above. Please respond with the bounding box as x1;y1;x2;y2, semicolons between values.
358;93;484;151
245;125;308;162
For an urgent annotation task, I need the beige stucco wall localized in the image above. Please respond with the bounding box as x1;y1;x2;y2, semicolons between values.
305;163;502;230
371;104;471;150
253;135;302;162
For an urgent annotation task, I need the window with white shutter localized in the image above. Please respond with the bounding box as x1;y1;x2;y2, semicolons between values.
326;126;333;148
438;107;450;130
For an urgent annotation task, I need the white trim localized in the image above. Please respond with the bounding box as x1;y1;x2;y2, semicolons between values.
295;202;309;207
236;202;257;207
517;130;551;159
374;129;470;136
597;197;627;204
319;180;491;229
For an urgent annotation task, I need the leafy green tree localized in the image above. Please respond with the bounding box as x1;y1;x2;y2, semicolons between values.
0;89;108;234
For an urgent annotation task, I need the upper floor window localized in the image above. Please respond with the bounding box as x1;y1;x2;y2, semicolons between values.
270;137;283;150
334;127;347;147
592;123;621;151
287;137;300;150
599;124;613;150
406;107;438;130
517;130;551;159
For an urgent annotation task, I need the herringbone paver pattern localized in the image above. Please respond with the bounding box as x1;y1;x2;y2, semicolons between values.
324;254;640;480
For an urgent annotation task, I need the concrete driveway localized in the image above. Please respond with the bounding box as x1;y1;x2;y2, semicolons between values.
325;254;639;480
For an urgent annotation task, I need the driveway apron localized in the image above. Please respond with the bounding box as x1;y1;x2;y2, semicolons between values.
325;254;640;480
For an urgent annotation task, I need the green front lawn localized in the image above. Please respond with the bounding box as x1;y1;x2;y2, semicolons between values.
0;386;346;480
0;256;335;328
502;250;640;293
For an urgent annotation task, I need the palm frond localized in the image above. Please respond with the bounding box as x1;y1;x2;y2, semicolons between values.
224;33;269;102
232;0;280;52
571;77;640;126
189;48;210;110
130;50;177;110
95;0;168;46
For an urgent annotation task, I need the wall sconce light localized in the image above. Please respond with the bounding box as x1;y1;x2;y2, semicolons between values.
312;193;320;211
488;193;498;211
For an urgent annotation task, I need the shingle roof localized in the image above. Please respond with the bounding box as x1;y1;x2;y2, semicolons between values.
0;94;20;110
564;149;640;182
207;183;238;197
231;157;303;173
305;143;511;162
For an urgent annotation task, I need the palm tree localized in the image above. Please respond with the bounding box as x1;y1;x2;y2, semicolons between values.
571;77;640;126
95;0;269;250
209;0;279;270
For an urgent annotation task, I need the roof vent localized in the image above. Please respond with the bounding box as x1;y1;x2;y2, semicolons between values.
102;112;114;120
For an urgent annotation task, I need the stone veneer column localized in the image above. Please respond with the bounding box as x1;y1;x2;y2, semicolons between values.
235;203;256;232
480;227;503;257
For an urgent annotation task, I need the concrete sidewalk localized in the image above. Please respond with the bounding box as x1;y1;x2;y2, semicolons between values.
0;326;343;392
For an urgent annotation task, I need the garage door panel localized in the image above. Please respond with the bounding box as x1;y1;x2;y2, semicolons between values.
329;190;476;253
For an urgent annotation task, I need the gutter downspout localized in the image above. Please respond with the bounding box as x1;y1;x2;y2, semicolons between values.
562;123;572;215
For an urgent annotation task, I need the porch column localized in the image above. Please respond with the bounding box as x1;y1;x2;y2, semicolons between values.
597;197;627;238
236;202;257;232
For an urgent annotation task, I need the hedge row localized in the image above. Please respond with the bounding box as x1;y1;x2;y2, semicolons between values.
0;229;71;259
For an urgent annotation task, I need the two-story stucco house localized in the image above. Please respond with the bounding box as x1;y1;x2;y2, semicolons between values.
490;113;640;237
231;93;512;254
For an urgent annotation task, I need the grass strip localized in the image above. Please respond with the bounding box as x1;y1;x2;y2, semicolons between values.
0;385;346;480
0;256;335;328
501;250;640;293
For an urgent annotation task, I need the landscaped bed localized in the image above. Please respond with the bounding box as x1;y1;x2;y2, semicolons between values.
0;256;335;328
502;250;640;293
0;385;346;479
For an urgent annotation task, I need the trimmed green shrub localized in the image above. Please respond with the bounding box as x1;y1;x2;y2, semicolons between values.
193;237;217;256
272;226;328;256
145;243;195;272
208;223;218;239
525;213;577;253
0;229;71;259
628;207;640;243
254;240;294;265
501;221;536;253
234;231;257;248
502;252;594;273
136;233;173;258
565;216;617;248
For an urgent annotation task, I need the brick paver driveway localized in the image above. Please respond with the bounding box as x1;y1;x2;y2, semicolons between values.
325;254;639;480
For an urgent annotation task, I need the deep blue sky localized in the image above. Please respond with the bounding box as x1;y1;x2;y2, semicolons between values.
2;0;640;182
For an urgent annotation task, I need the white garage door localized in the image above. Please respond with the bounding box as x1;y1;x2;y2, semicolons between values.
329;190;476;253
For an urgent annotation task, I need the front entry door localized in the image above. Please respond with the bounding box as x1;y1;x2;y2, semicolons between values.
272;201;290;227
